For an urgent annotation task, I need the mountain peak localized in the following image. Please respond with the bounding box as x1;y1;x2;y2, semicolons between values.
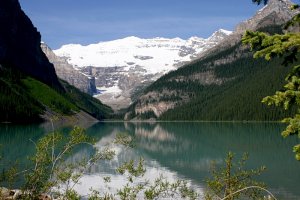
54;30;229;110
218;29;233;35
123;36;142;41
235;0;297;33
207;29;232;42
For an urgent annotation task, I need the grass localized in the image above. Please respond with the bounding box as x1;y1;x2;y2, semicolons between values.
22;77;79;115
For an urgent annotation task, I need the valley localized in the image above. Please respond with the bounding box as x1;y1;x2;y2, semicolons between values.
1;0;300;199
52;31;231;110
38;0;299;122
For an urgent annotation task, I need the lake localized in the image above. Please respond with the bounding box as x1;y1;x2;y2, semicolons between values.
0;122;299;199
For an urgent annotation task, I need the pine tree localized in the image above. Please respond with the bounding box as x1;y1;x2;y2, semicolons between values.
243;0;300;160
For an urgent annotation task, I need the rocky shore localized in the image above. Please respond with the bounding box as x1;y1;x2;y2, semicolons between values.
0;187;51;200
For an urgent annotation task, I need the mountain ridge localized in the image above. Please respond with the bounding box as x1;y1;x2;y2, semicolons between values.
53;29;232;110
0;0;61;89
0;0;112;123
199;0;298;60
124;0;298;121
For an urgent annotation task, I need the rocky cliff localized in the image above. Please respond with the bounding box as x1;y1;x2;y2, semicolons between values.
0;0;112;123
0;0;61;88
41;43;97;95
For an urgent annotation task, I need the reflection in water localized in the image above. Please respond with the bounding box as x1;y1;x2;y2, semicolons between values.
0;124;44;169
68;124;204;198
126;122;300;200
67;129;203;199
0;122;299;199
66;122;300;199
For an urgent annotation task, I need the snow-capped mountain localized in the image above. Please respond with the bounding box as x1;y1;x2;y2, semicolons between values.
53;29;231;110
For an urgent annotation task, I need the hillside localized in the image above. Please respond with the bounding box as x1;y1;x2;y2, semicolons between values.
125;34;293;121
0;0;61;89
158;41;293;121
0;66;112;123
125;0;298;121
0;0;112;123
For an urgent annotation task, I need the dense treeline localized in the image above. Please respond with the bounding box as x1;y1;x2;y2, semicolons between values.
61;80;113;120
0;67;43;123
129;25;296;121
0;64;113;123
159;55;294;121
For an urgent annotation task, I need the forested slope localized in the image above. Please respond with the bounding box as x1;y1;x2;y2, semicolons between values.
0;66;113;123
125;26;295;121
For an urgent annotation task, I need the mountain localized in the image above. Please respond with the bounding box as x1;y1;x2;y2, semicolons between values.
0;0;112;123
41;42;97;95
124;0;298;121
0;0;60;89
236;0;296;34
199;0;297;60
53;30;231;110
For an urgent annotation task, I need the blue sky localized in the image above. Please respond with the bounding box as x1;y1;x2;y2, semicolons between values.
19;0;263;49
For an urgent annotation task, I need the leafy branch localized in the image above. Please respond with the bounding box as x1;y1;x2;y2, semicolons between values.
243;1;300;160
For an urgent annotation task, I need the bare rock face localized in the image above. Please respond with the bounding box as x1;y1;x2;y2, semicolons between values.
90;66;161;111
135;91;179;117
41;43;96;95
236;0;296;34
125;90;190;120
0;0;61;89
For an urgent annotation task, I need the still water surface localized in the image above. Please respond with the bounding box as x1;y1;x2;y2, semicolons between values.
0;122;299;199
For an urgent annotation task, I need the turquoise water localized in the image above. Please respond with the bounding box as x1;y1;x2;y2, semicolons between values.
0;122;299;199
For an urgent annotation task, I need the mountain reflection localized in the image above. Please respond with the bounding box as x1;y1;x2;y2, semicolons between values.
68;122;300;199
1;122;299;199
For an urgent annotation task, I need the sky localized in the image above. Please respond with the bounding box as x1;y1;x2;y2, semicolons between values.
19;0;264;49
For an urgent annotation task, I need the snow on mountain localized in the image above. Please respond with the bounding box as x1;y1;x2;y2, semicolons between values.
54;30;231;74
53;29;232;110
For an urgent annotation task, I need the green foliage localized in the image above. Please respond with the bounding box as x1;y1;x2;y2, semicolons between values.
117;183;145;200
23;126;95;198
16;126;116;199
205;152;269;200
60;80;113;120
0;128;200;199
22;77;78;115
0;164;18;190
88;189;114;200
243;31;299;64
65;189;81;200
165;50;290;120
0;67;44;123
116;158;146;179
143;175;198;200
0;65;113;123
159;55;291;121
243;2;300;160
115;159;198;200
114;133;136;148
